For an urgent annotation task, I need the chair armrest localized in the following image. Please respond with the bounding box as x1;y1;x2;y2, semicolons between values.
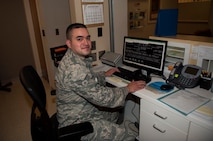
58;121;93;140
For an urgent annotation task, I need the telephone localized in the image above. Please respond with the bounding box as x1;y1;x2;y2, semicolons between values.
166;62;202;89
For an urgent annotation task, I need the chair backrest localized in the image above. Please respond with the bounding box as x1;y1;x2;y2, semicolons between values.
19;65;56;141
20;65;46;111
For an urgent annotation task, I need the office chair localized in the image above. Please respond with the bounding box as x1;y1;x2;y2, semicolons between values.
19;65;93;141
0;81;12;92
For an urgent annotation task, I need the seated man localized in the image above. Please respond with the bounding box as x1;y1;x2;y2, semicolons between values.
55;23;146;141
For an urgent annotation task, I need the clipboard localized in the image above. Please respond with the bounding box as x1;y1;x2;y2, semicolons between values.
158;90;210;115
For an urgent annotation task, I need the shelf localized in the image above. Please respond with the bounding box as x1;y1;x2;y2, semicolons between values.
166;45;185;65
166;56;183;64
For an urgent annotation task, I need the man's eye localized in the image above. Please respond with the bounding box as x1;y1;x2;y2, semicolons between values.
76;37;83;41
86;36;91;40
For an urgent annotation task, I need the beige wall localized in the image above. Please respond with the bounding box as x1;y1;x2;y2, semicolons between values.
128;0;178;38
112;0;128;54
69;0;111;64
209;0;213;35
1;0;211;82
128;0;212;38
178;1;211;35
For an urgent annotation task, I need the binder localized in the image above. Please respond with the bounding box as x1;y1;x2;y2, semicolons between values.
155;9;178;37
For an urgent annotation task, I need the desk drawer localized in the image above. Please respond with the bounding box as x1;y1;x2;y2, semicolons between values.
140;110;188;141
141;99;189;133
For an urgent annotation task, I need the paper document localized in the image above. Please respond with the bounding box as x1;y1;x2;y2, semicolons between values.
196;100;213;117
159;90;210;115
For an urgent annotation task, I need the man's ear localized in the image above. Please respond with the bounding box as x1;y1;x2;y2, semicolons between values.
66;40;72;49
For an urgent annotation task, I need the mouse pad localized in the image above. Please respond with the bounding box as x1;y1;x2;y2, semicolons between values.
145;81;174;94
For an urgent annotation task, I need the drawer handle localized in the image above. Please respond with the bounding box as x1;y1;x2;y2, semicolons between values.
153;124;166;133
154;111;167;120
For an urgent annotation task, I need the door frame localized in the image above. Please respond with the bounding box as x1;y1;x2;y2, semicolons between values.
23;0;44;76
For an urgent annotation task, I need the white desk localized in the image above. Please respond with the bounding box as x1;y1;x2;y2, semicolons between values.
93;63;213;141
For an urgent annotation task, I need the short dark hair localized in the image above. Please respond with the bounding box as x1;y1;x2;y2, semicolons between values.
66;23;87;39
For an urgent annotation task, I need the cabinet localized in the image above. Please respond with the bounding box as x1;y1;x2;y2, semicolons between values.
139;99;189;141
188;122;213;141
103;63;213;141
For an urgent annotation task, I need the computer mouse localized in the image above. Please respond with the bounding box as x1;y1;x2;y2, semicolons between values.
160;84;174;91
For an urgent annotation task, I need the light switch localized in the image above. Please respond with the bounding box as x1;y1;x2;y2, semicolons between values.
98;27;102;37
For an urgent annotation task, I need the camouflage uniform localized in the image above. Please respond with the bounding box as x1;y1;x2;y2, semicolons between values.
55;49;138;141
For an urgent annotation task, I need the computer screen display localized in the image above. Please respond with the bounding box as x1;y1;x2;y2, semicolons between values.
123;36;167;76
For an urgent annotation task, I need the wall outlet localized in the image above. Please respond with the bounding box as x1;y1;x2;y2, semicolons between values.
91;41;96;50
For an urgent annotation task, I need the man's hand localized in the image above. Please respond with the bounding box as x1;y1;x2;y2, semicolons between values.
105;68;120;77
127;80;146;93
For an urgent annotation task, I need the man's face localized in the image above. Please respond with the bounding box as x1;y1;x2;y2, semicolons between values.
66;28;91;57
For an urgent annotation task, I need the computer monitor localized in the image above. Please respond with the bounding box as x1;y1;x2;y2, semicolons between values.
123;36;167;78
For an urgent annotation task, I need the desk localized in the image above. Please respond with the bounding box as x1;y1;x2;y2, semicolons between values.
93;63;213;141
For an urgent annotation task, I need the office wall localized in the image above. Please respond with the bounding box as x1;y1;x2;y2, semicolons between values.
128;0;178;39
128;0;212;38
0;0;35;82
69;0;111;64
178;1;211;35
209;0;213;35
112;0;128;54
1;0;210;82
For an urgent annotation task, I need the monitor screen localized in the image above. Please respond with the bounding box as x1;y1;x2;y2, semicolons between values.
123;36;167;76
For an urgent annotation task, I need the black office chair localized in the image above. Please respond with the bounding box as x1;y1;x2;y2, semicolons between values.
0;81;12;92
19;65;93;141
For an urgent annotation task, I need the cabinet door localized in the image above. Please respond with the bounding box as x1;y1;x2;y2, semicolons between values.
140;110;187;141
188;122;213;141
36;0;71;88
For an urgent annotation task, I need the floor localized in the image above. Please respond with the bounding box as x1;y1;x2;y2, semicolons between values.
0;78;56;141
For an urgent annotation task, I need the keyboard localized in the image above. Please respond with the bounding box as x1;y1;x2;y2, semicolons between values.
113;67;151;83
113;67;134;81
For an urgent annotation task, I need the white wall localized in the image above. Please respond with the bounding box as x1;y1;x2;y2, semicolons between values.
112;0;128;54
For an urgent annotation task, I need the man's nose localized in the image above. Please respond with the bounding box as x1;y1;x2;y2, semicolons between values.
83;38;90;44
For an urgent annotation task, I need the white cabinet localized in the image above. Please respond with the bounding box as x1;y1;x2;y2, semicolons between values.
139;99;189;141
188;122;213;141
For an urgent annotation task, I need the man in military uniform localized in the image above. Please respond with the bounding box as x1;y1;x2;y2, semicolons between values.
55;23;146;141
